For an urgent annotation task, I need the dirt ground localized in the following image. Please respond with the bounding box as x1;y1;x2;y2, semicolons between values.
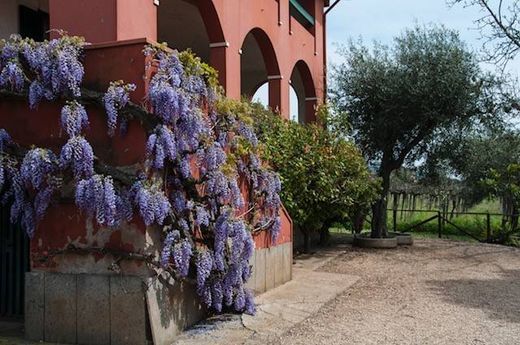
270;239;520;345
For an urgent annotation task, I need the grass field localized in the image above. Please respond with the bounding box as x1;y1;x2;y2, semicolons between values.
329;199;511;243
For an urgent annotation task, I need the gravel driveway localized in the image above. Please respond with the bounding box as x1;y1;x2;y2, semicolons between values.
271;239;520;345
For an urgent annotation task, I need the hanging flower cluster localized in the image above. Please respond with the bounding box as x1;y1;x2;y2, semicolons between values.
0;35;283;315
103;81;136;136
15;148;60;236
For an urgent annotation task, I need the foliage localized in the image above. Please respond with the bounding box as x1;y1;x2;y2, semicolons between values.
248;102;379;234
484;161;520;237
450;0;520;67
330;24;510;237
0;34;283;315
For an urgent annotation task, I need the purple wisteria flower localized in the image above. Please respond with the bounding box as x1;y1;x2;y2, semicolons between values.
60;136;94;179
160;230;180;267
237;122;258;147
0;61;24;92
61;101;89;137
146;125;177;169
23;37;85;101
131;181;171;226
0;129;11;152
196;250;213;294
173;239;192;277
103;81;136;136
20;148;58;190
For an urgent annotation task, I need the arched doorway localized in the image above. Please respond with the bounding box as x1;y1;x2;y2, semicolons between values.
157;0;227;87
240;28;281;112
290;60;316;123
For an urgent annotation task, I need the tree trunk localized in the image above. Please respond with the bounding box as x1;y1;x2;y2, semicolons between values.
303;230;311;253
352;208;365;234
319;228;330;246
371;168;391;238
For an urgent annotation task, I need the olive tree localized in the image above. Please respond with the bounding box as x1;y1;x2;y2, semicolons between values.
331;25;496;238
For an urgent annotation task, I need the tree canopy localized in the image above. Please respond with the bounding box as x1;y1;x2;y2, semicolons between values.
330;24;510;237
251;103;379;248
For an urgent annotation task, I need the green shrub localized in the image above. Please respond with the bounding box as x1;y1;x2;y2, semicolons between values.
250;103;379;235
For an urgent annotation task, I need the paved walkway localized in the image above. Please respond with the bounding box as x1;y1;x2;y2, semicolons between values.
176;239;520;345
271;239;520;345
3;239;520;344
173;245;357;345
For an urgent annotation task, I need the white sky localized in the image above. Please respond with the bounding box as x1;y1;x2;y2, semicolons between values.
256;0;520;119
326;0;520;75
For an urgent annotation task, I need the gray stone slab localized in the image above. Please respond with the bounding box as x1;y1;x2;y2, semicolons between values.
146;276;184;345
24;272;44;342
182;281;205;328
44;273;77;344
254;249;266;293
77;275;110;345
282;243;293;283
265;248;275;291
110;275;147;345
245;250;256;290
274;245;284;287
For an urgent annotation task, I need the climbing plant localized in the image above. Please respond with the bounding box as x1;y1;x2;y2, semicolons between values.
0;34;283;315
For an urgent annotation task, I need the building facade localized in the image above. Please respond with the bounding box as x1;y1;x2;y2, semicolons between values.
1;0;327;121
0;1;328;344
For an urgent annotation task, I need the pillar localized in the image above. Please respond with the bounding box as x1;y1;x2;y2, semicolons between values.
268;76;289;118
305;97;318;123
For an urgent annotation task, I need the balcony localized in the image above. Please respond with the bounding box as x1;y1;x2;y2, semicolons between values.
289;0;315;28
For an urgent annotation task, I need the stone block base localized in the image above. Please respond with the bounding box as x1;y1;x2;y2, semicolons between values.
25;242;293;344
248;242;293;294
24;272;206;345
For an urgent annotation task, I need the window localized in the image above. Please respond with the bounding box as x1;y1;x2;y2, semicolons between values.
19;5;49;41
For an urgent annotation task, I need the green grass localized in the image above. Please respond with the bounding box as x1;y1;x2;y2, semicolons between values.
328;199;509;243
387;199;507;242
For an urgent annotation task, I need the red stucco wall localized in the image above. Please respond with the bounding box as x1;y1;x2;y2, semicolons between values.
0;39;291;273
48;0;326;120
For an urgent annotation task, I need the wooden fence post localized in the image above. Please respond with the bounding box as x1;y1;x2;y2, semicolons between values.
393;209;397;232
486;213;491;243
437;211;442;238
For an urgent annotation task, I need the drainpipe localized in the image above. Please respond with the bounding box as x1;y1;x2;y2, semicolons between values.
323;0;342;103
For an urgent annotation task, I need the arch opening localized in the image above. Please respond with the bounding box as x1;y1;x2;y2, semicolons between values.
240;28;280;111
157;0;224;64
290;60;316;123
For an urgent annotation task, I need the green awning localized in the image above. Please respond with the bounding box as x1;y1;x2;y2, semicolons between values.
289;0;315;27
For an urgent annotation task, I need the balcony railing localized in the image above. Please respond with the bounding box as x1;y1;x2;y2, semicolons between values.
289;0;315;28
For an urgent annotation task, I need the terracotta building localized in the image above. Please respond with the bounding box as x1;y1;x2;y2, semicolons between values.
0;1;329;344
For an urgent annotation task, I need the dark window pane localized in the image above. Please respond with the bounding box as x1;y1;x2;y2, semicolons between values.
19;5;49;41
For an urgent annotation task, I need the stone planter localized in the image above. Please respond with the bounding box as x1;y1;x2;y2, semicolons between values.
353;235;398;249
388;232;414;246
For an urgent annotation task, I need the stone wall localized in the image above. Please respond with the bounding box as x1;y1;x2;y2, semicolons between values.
25;241;293;345
247;242;293;294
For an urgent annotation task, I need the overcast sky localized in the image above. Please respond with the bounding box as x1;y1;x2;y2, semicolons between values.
326;0;520;76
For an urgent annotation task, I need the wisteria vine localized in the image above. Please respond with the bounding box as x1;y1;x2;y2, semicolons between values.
0;34;282;315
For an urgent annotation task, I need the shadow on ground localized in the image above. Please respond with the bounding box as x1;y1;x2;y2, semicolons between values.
427;269;520;324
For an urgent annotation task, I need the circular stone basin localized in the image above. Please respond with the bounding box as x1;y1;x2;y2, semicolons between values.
388;232;414;246
353;234;398;249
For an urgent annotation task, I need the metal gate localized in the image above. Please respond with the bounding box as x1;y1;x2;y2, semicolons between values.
0;207;29;320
